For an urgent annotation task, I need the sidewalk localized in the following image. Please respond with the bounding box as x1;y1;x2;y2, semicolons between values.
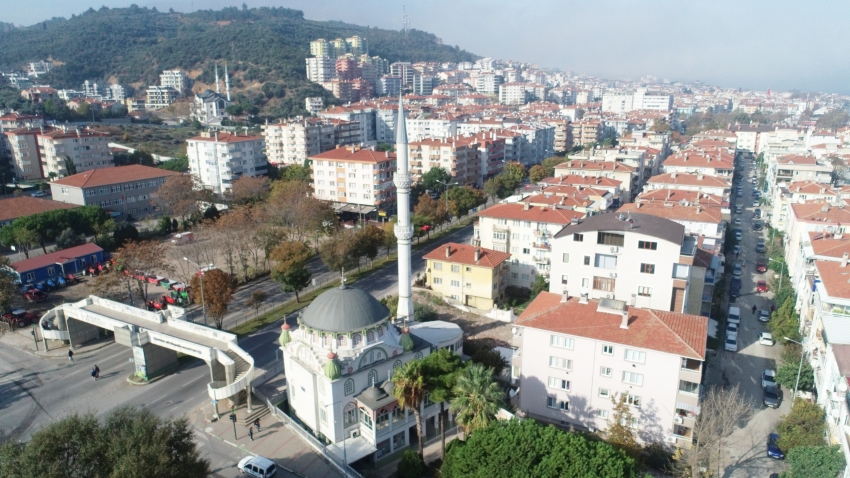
191;401;342;478
372;428;461;478
0;325;114;359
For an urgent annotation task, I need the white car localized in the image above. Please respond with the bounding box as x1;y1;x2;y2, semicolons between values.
762;369;777;388
734;218;742;226
724;336;738;352
759;332;775;346
238;456;277;477
727;306;741;324
753;200;760;207
726;322;739;340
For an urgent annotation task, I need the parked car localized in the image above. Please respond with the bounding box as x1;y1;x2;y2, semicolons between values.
238;456;277;477
23;289;47;302
756;262;767;273
757;280;768;292
31;191;45;197
759;332;775;346
759;309;771;322
763;385;782;408
724;336;738;352
726;322;739;340
767;434;785;459
736;190;743;197
762;369;777;388
727;307;741;324
753;200;760;207
756;242;766;253
753;222;763;231
735;229;743;241
754;208;762;219
733;245;741;256
734;218;742;226
733;263;743;278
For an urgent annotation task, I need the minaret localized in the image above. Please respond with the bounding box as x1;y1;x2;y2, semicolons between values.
394;93;415;321
224;62;231;102
214;64;220;94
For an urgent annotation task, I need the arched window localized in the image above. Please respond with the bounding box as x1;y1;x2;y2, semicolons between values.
344;379;355;396
414;352;423;360
323;334;331;347
368;369;378;387
352;334;362;346
367;330;375;342
337;335;347;347
377;325;384;337
393;360;403;371
343;402;358;427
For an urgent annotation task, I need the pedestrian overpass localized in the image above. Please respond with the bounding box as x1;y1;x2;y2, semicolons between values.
40;295;255;414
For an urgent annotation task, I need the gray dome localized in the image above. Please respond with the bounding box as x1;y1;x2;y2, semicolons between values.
300;285;390;333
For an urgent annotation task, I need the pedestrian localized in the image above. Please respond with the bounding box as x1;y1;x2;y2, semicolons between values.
248;427;253;441
68;349;74;361
91;365;100;381
254;418;261;432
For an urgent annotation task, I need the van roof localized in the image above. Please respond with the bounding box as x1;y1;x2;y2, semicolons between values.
728;306;740;314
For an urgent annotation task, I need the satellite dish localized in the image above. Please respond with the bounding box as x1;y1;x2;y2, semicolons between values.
839;381;848;393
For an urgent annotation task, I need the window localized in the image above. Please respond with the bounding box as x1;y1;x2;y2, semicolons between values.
594;254;617;269
582;278;590;288
599;388;610;398
511;272;518;279
391;406;405;423
512;233;520;240
493;232;507;240
622;371;644;386
451;265;460;273
637;286;652;297
392;431;406;449
682;358;701;371
562;253;569;263
679;380;700;394
343;403;357;427
376;410;390;430
522;248;530;254
368;369;378;387
521;273;530;281
597;409;609;419
573;233;584;242
583;256;591;266
547;396;570;411
434;263;442;271
548;377;571;390
338;335;347;347
638;241;658;250
360;408;373;429
344;379;355;396
451;280;460;287
465;267;471;272
561;275;568;285
592;276;615;292
353;334;362;346
600;366;613;377
640;263;655;274
624;349;646;364
47;266;55;276
434;277;443;285
625;394;642;406
597;232;625;246
550;335;574;349
602;345;614;355
320;408;328;424
549;356;572;370
25;272;34;282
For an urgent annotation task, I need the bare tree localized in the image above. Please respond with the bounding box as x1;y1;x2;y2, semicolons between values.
168;225;220;285
153;175;200;226
113;240;175;304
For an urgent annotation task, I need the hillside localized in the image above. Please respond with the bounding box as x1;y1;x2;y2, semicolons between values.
0;6;478;118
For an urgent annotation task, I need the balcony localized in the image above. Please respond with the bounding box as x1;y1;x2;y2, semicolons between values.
534;256;550;264
493;224;509;232
532;242;551;250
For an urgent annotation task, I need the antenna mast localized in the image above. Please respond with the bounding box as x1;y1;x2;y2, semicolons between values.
402;5;410;33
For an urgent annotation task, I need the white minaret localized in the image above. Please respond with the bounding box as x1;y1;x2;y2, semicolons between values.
214;64;220;94
224;62;231;102
394;93;415;321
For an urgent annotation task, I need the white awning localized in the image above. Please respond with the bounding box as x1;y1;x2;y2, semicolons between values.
676;401;701;414
326;435;377;464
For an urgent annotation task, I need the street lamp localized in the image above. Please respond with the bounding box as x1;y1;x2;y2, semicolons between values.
784;337;806;400
184;257;213;326
435;179;455;225
768;258;785;292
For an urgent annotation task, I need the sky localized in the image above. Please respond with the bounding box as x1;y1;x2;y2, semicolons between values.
7;0;850;94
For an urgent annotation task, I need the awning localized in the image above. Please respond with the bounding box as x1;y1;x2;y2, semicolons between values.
331;202;377;215
326;435;377;464
676;401;701;414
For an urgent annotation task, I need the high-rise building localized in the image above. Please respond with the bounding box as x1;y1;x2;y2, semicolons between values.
306;57;337;83
160;70;189;95
186;131;268;194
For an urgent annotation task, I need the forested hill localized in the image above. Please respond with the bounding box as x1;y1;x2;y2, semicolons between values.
0;5;478;117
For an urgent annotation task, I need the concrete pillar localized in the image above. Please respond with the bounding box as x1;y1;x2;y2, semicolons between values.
132;343;178;380
246;384;252;414
209;359;226;382
56;309;69;345
67;317;100;348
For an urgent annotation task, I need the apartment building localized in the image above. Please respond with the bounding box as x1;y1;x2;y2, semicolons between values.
474;203;584;289
472;131;506;184
474;73;504;95
405;114;458;141
306;56;337;83
186;131;268;194
601;89;673;113
554;160;640;200
5;126;114;179
542;118;573;153
145;86;179;109
159;70;189;95
305;97;323;115
378;75;402;97
539;175;626;206
408;136;480;186
537;184;615;211
50;165;180;219
513;293;707;447
390;62;413;85
783;203;850;283
571;120;602;146
548;212;698;313
309;146;397;213
617;201;726;242
636;189;727;209
646;172;731;197
770;181;839;231
320;105;377;143
263;117;361;166
498;83;529;105
662;151;734;178
423;243;511;309
766;155;832;196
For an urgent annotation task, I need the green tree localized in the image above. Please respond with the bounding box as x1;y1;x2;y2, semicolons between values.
354;224;385;268
281;163;312;183
530;275;548;301
464;339;508;377
270;241;312;302
608;393;639;457
0;406;210;478
816;109;850;130
319;229;360;275
541;156;563;178
421;349;464;459
441;419;639;478
775;348;814;392
381;220;396;258
55;227;86;249
397;449;425;478
158;155;189;172
450;362;503;436
501;161;527;184
444;185;486;218
528;164;547;183
420;166;451;192
0;257;19;312
769;296;801;343
777;399;827;452
782;445;846;478
392;359;428;457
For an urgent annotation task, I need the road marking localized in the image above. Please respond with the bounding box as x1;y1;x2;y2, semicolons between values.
181;374;206;388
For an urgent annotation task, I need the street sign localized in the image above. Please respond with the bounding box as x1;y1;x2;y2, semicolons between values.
378;210;387;217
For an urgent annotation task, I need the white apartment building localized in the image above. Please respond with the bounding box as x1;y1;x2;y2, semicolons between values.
498;83;529;105
474;203;584;289
766;155;833;197
474;73;504;95
646;173;731;197
375;106;398;144
160;70;189;95
305;97;324;115
145;86;179;110
306;57;337;83
770;181;839;232
617;202;726;242
554;160;641;200
513;293;707;448
601;89;672;113
377;76;402;97
263;118;336;166
549;212;698;313
187;131;268;194
320;105;377;143
405;115;458;141
4;126;115;179
408;137;479;185
662;151;735;179
309;146;397;213
390;62;413;85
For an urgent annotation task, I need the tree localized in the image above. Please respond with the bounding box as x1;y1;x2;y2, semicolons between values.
775;348;814;393
266;180;335;241
397;449;425;478
228;176;269;205
450;362;503;436
87;268;132;302
444;185;486;218
528;164;547;183
414;193;448;236
777;399;827;452
392;359;428;457
55;227;86;249
0;406;210;478
155;175;198;226
319;229;360;275
112;223;139;248
113;240;174;304
381;220;396;258
0;257;19;312
530;275;548;301
420;166;451;192
441;419;639;478
354;225;385;268
816;109;850;130
769;296;801;344
280;164;312;183
782;445;845;478
421;349;464;459
502;161;527;184
463;339;508;377
244;289;268;318
158;155;189;172
607;393;639;457
270;240;312;302
541;156;563;178
189;268;234;330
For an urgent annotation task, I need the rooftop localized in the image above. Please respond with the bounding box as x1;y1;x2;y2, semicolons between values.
0;196;78;223
618;201;724;224
51;165;181;189
478;203;584;224
12;243;103;273
423;243;511;269
553;211;684;245
310;146;396;163
815;260;850;300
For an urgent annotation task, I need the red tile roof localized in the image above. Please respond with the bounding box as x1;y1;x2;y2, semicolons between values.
637;189;726;206
790;202;850;224
808;231;850;258
309;147;396;163
517;293;707;359
663;152;734;170
478;203;584;224
777;154;817;165
51;165;181;189
554;160;636;172
815;260;850;299
618;202;724;224
11;243;103;273
0;196;79;223
648;173;731;188
540;175;622;188
423;242;511;269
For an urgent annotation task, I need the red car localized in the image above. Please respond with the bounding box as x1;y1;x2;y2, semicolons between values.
757;280;768;292
756;262;767;273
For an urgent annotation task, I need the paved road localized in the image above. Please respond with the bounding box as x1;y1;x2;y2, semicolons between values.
716;157;788;477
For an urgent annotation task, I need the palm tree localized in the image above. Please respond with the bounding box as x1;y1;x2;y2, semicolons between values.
392;359;427;456
450;363;504;437
421;349;463;460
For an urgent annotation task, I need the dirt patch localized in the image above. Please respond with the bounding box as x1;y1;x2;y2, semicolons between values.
412;292;513;349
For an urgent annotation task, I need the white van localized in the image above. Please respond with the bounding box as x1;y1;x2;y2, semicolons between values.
238;456;277;477
727;306;741;324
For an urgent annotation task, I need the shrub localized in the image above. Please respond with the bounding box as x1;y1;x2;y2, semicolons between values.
414;303;438;322
397;449;425;478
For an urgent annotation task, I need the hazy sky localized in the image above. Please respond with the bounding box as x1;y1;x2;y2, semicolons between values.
8;1;850;94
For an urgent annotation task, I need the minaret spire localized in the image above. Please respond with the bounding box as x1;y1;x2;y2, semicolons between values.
214;64;220;94
224;62;231;102
394;92;415;321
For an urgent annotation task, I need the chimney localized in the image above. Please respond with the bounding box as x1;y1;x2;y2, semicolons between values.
474;248;480;262
445;245;451;258
636;200;642;209
579;293;589;304
620;311;629;329
822;204;829;213
671;172;677;179
696;205;701;214
524;202;531;210
667;189;672;200
843;252;849;268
